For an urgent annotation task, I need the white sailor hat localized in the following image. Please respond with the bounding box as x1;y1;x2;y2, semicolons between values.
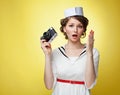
64;7;84;18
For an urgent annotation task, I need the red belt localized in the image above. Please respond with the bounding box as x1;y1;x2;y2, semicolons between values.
57;78;85;84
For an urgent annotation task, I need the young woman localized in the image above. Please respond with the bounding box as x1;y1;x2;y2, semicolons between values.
40;7;100;95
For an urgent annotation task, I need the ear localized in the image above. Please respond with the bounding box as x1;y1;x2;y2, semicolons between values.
63;27;66;33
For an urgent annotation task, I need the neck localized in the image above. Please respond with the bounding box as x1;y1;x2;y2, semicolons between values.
65;41;84;49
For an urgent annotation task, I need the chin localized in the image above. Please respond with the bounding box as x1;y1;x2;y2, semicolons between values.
71;39;79;43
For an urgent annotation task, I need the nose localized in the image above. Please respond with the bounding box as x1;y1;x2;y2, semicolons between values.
74;27;78;32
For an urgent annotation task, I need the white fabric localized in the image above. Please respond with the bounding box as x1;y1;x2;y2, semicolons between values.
69;57;78;64
52;46;100;95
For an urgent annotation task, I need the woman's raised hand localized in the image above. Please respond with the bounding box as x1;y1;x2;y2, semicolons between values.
86;30;94;54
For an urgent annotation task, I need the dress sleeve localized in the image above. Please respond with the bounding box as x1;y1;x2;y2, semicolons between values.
93;48;100;77
52;64;57;89
51;49;57;89
85;48;100;89
52;62;57;89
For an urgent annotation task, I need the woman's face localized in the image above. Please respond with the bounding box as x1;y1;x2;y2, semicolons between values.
63;17;84;42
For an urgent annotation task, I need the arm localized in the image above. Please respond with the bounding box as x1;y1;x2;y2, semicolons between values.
85;30;96;88
40;40;54;90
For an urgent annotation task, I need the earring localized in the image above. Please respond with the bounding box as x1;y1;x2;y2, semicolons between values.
81;32;86;38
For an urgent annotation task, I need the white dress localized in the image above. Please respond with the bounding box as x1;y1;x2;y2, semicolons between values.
51;46;100;95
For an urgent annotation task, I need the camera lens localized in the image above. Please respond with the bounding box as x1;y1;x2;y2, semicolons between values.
43;32;50;41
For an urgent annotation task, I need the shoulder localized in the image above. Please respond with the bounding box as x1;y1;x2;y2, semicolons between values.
52;46;63;55
52;48;59;55
52;45;65;53
52;46;66;57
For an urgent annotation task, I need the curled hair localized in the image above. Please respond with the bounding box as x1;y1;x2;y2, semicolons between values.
60;16;89;39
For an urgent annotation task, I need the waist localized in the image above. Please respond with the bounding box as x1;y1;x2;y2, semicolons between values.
57;78;85;85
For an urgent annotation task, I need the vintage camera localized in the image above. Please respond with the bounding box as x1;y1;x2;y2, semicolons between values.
40;27;57;42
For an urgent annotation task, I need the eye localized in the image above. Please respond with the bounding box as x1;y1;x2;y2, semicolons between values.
78;25;83;28
68;24;74;27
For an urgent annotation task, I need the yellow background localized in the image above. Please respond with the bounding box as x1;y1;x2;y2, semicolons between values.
0;0;120;95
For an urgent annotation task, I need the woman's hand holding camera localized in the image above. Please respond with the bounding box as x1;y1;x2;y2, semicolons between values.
40;39;52;56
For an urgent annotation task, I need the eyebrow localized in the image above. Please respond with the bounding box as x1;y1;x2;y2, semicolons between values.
67;23;83;26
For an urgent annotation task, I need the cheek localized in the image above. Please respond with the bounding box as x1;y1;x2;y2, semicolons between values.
65;31;70;37
67;30;72;36
78;30;84;35
64;28;71;34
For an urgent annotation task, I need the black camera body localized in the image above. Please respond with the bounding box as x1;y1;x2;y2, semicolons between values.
40;27;57;42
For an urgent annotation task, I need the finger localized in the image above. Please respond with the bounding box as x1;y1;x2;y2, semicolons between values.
90;30;94;34
40;40;47;49
43;42;51;48
40;39;46;44
90;30;94;35
89;30;94;39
